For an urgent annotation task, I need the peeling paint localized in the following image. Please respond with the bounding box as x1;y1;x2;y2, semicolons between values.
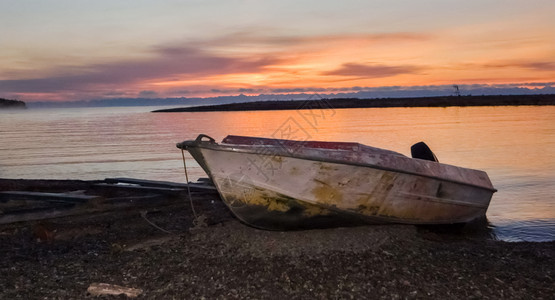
220;179;332;218
311;180;343;206
317;162;337;171
289;166;302;176
302;203;331;217
231;187;291;212
271;156;284;163
357;204;380;215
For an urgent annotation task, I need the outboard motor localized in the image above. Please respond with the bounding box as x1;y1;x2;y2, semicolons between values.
411;142;438;162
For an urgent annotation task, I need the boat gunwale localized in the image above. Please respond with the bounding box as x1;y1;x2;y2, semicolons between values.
188;142;497;193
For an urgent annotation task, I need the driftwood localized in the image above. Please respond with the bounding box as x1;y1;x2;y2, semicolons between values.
94;183;184;195
1;208;75;225
87;283;143;298
0;191;99;224
0;206;105;225
105;177;217;192
105;177;189;187
0;191;99;203
0;178;220;224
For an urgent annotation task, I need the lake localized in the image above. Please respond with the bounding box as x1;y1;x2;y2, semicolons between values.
1;104;554;242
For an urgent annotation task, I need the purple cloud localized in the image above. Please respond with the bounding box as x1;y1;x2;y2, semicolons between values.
468;60;555;72
518;62;555;71
0;46;279;96
198;31;431;48
323;63;422;78
137;90;158;98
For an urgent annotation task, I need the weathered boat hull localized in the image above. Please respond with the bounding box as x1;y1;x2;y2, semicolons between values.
179;135;496;230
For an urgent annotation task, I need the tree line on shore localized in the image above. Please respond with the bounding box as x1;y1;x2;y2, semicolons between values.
154;94;555;112
0;98;26;109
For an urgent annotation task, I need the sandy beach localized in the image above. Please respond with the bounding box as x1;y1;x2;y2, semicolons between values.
0;179;553;299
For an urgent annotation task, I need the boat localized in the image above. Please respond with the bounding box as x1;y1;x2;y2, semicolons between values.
177;134;496;230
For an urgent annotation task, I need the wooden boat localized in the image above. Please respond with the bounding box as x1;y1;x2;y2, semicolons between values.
177;134;496;230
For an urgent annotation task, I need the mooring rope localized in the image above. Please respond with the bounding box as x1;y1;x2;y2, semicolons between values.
140;210;174;235
181;149;198;219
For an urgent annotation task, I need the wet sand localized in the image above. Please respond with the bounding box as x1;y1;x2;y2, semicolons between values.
0;179;553;298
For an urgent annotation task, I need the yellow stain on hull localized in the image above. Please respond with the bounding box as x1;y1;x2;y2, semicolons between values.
311;179;344;206
220;179;332;216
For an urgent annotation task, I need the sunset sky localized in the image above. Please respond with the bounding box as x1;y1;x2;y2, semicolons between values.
1;0;554;102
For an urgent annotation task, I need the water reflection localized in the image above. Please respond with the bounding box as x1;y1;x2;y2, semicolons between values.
491;218;555;242
413;217;554;243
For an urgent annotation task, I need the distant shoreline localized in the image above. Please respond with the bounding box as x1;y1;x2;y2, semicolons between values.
152;94;555;113
0;98;26;109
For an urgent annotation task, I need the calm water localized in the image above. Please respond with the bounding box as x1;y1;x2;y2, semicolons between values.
1;105;554;242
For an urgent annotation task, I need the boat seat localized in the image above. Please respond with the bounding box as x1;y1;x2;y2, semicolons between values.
411;142;439;162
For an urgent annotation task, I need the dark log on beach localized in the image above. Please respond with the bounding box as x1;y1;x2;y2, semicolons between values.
0;203;81;224
104;177;217;192
0;191;100;203
93;183;184;195
0;179;102;193
0;178;218;224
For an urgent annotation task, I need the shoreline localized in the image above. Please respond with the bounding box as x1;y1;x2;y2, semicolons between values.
0;178;553;298
0;98;26;110
153;94;555;113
